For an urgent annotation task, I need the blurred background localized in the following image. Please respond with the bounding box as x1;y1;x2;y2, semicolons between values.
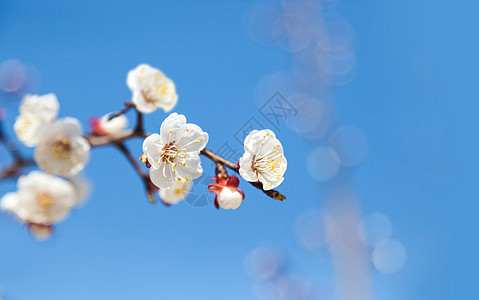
0;0;474;299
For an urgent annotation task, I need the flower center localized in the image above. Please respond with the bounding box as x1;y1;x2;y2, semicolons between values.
51;137;72;160
251;152;283;178
36;192;54;209
141;73;173;104
161;142;179;164
142;90;157;104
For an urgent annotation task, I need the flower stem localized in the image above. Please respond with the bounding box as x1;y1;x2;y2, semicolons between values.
108;101;134;120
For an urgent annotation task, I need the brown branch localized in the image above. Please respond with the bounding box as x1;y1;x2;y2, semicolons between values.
0;118;35;181
114;141;156;203
108;101;134;120
200;148;239;172
0;158;35;181
134;108;144;134
86;129;148;147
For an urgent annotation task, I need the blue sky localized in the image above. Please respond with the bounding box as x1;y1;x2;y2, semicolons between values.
0;0;476;299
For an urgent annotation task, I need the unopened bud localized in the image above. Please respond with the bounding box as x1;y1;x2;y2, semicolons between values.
139;154;151;168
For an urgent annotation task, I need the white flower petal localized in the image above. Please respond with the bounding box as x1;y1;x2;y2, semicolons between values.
149;164;174;189
19;93;59;121
175;154;203;181
259;174;284;190
244;129;276;154
159;181;192;205
143;133;163;166
14;93;61;147
239;153;257;182
1;192;20;214
159;113;187;143
217;187;243;210
14;115;46;147
177;123;209;154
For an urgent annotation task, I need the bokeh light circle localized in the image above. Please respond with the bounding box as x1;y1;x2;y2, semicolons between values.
285;93;331;139
358;212;393;246
244;246;284;280
328;126;368;166
372;239;407;274
294;210;327;251
306;146;341;182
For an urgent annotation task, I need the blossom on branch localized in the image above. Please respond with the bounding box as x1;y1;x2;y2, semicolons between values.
34;117;90;178
0;171;76;226
159;180;192;205
127;64;178;113
142;113;208;189
239;129;287;190
14;93;59;147
90;113;128;136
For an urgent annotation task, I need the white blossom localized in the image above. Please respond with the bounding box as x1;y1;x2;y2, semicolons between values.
0;171;76;225
99;113;128;136
34;117;90;178
159;180;192;205
217;187;243;210
239;129;287;190
127;64;178;113
14;93;59;147
142;113;208;189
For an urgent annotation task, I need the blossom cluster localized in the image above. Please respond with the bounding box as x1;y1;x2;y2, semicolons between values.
14;93;90;177
141;114;287;207
1;63;288;240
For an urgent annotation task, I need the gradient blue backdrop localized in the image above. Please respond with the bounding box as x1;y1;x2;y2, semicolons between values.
0;0;474;299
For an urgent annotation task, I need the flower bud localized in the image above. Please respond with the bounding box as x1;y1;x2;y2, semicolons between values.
217;186;243;210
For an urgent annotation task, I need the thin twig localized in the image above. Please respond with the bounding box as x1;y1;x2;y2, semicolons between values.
114;141;156;203
0;159;34;181
114;142;146;176
108;101;134;120
134;109;144;134
200;148;239;172
0;118;35;181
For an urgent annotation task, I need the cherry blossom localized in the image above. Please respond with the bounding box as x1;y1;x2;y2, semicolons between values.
34;117;90;178
127;64;178;113
159;180;192;205
14;93;59;147
239;129;287;190
0;171;76;226
142;113;208;189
